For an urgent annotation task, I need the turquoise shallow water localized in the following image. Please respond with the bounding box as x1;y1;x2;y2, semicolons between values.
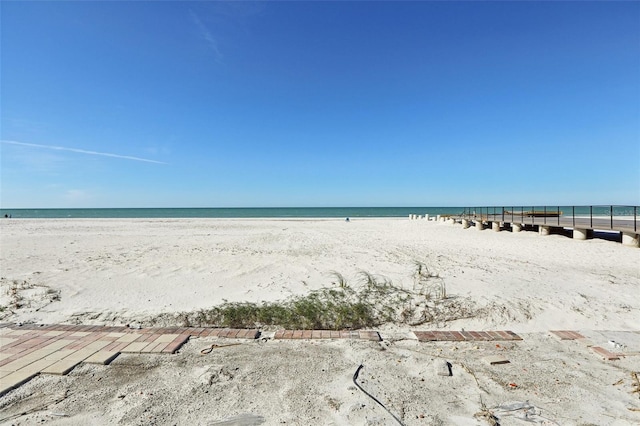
0;207;465;219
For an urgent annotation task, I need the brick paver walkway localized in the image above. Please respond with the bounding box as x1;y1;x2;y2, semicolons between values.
0;323;393;396
0;324;259;396
2;325;636;397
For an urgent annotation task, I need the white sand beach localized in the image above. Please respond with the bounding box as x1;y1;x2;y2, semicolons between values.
1;218;638;331
1;218;639;424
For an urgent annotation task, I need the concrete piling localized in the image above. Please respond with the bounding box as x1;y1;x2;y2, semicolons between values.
573;228;588;240
622;232;639;247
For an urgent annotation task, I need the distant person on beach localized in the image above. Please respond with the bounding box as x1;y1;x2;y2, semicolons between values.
345;217;350;222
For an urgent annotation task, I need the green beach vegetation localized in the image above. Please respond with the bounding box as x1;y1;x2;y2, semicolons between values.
162;264;477;330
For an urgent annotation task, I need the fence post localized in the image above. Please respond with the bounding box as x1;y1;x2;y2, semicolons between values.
610;205;613;230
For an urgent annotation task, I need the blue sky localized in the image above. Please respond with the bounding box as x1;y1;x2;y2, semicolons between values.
1;1;639;208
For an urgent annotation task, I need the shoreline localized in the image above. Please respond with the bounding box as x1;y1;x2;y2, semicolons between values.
1;216;408;222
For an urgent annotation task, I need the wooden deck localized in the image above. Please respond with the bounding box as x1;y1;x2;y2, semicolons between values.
469;213;638;234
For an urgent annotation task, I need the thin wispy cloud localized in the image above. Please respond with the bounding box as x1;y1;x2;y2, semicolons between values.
189;9;223;62
1;140;167;165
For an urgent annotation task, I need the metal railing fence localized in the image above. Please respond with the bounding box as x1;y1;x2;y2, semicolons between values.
459;205;638;233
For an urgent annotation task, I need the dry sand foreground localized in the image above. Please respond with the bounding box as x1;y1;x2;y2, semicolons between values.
0;218;639;425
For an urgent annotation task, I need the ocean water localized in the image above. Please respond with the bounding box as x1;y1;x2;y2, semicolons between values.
0;207;465;219
1;206;636;219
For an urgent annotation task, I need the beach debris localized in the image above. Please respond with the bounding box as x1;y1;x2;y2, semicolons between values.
434;360;452;376
632;371;640;398
608;340;626;350
475;399;560;425
200;343;242;354
474;397;499;425
483;355;510;365
210;414;265;425
491;401;559;425
325;396;342;411
352;364;406;426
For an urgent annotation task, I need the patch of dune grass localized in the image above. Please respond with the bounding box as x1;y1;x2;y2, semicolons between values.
189;286;382;330
164;265;477;330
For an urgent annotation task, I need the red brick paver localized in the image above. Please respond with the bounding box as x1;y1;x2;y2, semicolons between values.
550;330;586;340
161;335;191;354
590;346;620;361
273;330;381;341
413;330;523;342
